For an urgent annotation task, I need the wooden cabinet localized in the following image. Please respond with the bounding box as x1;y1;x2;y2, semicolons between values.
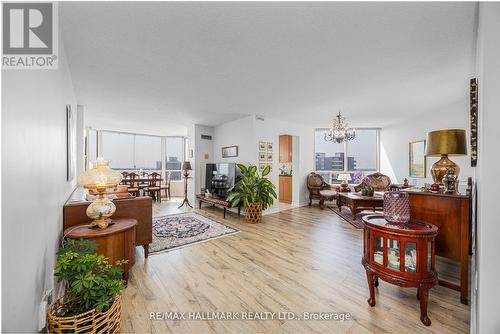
362;215;438;326
64;218;137;281
279;135;292;163
407;188;471;304
279;176;292;203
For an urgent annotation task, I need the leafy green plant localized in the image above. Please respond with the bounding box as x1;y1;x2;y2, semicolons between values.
54;238;127;316
227;164;277;209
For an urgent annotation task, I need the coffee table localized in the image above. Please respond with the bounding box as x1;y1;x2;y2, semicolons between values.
337;192;384;215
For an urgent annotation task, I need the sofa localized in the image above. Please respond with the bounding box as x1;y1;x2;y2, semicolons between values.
354;172;392;192
63;187;153;257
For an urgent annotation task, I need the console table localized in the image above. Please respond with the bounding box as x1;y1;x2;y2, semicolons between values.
403;181;472;305
362;214;438;326
64;218;137;281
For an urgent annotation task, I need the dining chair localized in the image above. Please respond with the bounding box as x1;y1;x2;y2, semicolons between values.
161;172;171;201
144;172;161;202
124;172;140;197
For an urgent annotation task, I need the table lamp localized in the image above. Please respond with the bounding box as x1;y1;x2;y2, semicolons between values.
178;161;193;208
425;129;467;185
337;173;352;190
78;158;123;229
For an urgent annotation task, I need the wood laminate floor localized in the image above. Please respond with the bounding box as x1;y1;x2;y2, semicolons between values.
122;201;470;333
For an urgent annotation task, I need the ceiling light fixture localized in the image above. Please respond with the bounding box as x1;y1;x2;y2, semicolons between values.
324;111;356;143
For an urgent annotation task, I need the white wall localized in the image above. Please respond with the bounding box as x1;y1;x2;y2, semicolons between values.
1;43;78;331
213;116;315;213
380;100;474;188
475;3;500;333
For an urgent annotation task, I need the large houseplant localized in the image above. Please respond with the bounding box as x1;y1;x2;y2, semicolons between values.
227;164;277;224
47;238;127;333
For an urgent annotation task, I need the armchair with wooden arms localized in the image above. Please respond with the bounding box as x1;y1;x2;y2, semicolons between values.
307;172;340;209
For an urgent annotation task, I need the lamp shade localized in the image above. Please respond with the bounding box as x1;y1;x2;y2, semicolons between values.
182;161;192;171
425;129;467;157
78;158;122;189
337;173;352;181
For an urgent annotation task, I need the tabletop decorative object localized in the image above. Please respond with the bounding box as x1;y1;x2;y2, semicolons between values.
78;158;123;229
383;191;410;223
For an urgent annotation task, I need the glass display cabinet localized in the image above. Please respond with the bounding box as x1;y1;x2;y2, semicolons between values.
362;214;438;326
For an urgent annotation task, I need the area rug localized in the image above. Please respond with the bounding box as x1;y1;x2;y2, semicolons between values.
328;205;382;229
149;212;239;255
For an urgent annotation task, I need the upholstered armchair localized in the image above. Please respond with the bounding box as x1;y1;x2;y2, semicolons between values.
354;172;392;192
307;172;340;209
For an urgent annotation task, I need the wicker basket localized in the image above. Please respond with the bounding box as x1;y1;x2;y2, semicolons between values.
245;202;263;224
47;295;121;334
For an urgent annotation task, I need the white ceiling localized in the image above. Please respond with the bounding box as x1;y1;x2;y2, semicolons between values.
61;2;477;134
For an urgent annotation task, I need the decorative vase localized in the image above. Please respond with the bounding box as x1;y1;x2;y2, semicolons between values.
245;202;263;224
367;189;374;197
361;189;368;196
48;295;122;334
383;191;410;223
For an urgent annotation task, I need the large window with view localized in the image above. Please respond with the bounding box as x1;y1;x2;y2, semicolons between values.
314;128;379;184
87;129;186;182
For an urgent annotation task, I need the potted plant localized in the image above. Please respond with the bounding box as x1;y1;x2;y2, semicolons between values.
47;238;127;333
360;176;374;196
227;164;277;224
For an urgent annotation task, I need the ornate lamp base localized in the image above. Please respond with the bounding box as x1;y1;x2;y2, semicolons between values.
86;195;116;229
431;154;460;185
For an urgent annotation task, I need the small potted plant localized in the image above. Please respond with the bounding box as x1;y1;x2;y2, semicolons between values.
361;176;374;196
47;239;127;333
227;164;277;224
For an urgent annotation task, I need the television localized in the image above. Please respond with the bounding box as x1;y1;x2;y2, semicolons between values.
205;163;239;197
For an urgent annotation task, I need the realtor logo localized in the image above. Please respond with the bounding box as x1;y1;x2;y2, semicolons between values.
2;2;58;69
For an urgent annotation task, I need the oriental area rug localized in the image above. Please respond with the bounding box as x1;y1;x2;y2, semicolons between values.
149;212;239;255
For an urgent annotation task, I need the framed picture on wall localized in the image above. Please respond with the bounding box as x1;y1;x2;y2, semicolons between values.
259;141;266;151
267;152;273;161
266;142;273;151
259;163;266;172
470;78;478;167
259;152;266;162
222;145;238;158
409;140;426;178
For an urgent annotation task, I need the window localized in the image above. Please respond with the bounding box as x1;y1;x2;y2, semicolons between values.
92;130;185;181
87;129;98;169
314;128;379;184
102;132;134;170
135;135;162;172
166;137;184;181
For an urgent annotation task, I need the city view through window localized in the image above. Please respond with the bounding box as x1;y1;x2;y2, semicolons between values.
314;129;379;184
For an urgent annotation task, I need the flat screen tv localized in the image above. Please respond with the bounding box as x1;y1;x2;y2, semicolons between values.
205;163;239;197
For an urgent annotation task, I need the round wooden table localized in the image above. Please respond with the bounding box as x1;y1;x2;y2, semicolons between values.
64;218;137;281
362;214;438;326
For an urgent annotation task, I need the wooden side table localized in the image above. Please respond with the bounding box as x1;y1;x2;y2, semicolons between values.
64;218;137;281
362;214;438;326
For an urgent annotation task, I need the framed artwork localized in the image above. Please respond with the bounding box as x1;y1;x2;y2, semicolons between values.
222;145;238;158
259;163;266;172
66;104;76;181
259;152;266;162
267;152;273;161
409;140;426;178
259;141;266;151
266;142;273;151
470;78;478;167
267;164;273;172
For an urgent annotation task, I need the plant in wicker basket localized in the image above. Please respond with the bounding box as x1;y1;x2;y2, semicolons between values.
227;164;277;224
48;238;127;333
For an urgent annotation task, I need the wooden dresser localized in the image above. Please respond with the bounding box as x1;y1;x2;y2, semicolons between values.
404;180;471;305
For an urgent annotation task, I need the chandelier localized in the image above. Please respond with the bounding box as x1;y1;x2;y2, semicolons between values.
324;111;356;143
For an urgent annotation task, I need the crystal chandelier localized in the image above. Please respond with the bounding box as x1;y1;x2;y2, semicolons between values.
324;111;356;143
